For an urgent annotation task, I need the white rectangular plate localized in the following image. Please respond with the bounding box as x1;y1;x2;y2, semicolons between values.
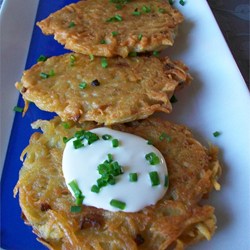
1;0;250;249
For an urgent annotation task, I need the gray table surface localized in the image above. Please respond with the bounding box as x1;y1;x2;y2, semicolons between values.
0;0;249;88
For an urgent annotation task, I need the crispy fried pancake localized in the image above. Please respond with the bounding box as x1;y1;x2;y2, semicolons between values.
14;117;221;250
16;53;191;125
37;0;183;57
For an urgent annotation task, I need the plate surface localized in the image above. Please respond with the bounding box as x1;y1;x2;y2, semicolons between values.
1;0;250;249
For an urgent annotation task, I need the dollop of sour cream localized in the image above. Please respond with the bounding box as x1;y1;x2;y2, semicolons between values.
62;127;168;212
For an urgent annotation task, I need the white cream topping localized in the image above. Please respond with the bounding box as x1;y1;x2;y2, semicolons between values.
62;127;168;212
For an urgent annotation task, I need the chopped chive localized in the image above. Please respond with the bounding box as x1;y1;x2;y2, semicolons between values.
89;54;94;61
142;5;151;13
213;131;221;137
79;82;87;89
13;106;23;113
110;199;126;210
68;21;75;28
112;138;119;147
106;14;123;22
108;153;113;162
68;180;85;205
70;205;82;213
164;175;169;188
159;132;171;142
128;51;137;57
40;72;49;79
147;140;153;145
170;95;178;103
145;152;160;165
111;31;119;37
102;134;112;140
63;136;73;143
91;184;100;193
149;171;160;186
101;57;108;68
129;173;138;182
83;131;100;144
73;139;84;149
132;11;141;16
37;55;47;62
138;34;143;41
48;69;55;76
153;51;160;57
158;8;166;13
91;79;101;86
70;54;76;66
179;0;185;6
62;122;70;129
100;39;106;44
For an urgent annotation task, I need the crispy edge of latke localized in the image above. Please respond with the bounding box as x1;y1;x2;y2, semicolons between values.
36;0;184;57
14;117;221;250
15;55;192;125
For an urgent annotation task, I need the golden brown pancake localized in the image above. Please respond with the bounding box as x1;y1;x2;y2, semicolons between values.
16;53;191;125
37;0;183;57
14;117;221;250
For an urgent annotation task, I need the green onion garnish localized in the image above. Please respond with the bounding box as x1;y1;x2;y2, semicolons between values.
145;152;160;165
73;139;84;149
101;57;108;68
106;14;123;22
147;140;153;145
79;82;87;89
102;134;112;140
13;106;23;113
179;0;185;6
63;136;73;143
129;173;138;182
91;185;100;193
40;72;49;79
68;180;85;205
138;34;143;41
69;21;75;28
149;171;160;186
110;199;126;210
132;11;141;16
89;54;94;61
70;54;76;66
159;132;171;142
112;138;119;147
70;205;82;213
112;31;119;37
213;131;221;137
142;5;151;13
84;131;100;145
164;175;169;188
108;153;113;162
48;69;55;76
128;51;137;57
37;55;47;62
153;51;160;57
62;122;70;129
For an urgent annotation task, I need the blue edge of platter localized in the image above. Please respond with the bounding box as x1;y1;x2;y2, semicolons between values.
0;1;79;249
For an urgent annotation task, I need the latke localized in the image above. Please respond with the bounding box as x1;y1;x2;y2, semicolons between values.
14;117;221;250
16;53;191;125
37;0;183;58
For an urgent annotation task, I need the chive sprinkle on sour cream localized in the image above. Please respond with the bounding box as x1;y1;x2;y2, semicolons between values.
62;128;169;212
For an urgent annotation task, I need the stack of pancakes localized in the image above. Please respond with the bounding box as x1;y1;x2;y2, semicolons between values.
14;1;221;249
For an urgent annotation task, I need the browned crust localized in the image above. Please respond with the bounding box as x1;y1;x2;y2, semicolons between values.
37;0;184;57
14;117;221;249
15;53;192;125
